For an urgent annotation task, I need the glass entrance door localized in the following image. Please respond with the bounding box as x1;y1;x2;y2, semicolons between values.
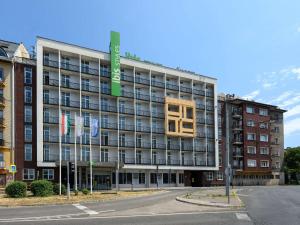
94;174;111;190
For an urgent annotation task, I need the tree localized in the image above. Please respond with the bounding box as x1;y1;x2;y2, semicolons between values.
283;147;300;184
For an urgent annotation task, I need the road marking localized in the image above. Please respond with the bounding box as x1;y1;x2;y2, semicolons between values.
0;210;247;223
73;203;99;215
237;194;249;197
236;213;251;221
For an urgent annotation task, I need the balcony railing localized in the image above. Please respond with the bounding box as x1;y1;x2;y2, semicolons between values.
151;95;164;103
180;86;192;93
136;109;150;117
81;66;99;76
136;93;150;101
61;62;80;72
151;80;165;88
121;73;134;82
193;88;205;96
166;83;179;91
206;90;214;97
43;59;59;68
196;104;205;110
135;76;150;85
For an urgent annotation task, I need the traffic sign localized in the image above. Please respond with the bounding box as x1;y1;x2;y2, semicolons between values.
9;164;17;173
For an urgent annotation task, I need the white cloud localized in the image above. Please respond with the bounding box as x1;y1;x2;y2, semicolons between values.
291;68;300;80
242;90;260;100
279;93;300;108
273;91;293;103
285;117;300;135
297;26;300;33
285;104;300;118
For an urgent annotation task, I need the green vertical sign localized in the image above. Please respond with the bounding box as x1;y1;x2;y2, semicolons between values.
110;31;121;96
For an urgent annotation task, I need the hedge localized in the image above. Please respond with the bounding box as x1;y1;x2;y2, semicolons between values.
30;180;53;197
82;188;90;195
53;183;67;195
5;181;27;198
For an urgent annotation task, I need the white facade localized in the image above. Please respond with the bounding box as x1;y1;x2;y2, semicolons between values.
36;37;218;188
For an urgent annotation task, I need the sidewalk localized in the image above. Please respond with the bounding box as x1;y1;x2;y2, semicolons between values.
176;188;243;208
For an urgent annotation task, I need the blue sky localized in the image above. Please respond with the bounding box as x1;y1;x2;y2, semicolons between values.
1;0;300;147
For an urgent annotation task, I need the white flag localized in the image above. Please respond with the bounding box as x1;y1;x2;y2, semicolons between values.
75;116;84;137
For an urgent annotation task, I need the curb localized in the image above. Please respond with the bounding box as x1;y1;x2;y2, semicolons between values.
176;196;242;208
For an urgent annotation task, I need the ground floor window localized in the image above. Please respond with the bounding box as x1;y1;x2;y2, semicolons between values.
216;172;224;180
23;168;35;180
179;173;184;184
42;169;54;180
206;172;214;181
138;173;145;184
119;172;132;184
150;173;157;184
171;173;176;183
163;173;169;184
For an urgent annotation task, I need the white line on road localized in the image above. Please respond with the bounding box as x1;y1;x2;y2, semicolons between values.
0;210;247;223
237;194;249;197
236;213;251;221
72;203;99;215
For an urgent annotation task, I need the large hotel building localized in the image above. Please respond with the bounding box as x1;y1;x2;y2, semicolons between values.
0;34;286;188
36;36;219;189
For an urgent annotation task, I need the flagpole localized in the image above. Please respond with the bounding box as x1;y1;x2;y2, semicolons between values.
89;113;93;194
74;112;77;191
59;110;62;195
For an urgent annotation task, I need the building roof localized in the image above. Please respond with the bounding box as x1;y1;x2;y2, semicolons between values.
0;39;20;59
36;36;217;81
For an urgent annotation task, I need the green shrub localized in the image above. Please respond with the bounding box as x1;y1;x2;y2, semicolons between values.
82;188;90;195
30;180;53;197
53;183;67;195
5;181;27;198
74;189;79;196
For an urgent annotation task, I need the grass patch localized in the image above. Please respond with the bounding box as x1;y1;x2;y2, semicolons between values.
0;190;164;207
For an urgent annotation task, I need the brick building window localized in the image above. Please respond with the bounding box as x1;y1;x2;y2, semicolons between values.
24;144;32;161
43;169;54;180
260;160;269;168
260;134;269;142
246;106;254;114
260;147;269;155
24;67;32;84
0;68;3;81
247;159;257;167
247;120;255;127
24;125;32;142
247;146;256;154
23;168;35;180
217;172;224;180
206;172;214;181
247;133;256;141
24;106;32;123
259;108;268;116
24;86;32;103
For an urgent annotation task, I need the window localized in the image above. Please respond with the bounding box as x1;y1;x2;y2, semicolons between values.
24;144;32;161
62;146;71;161
163;173;169;184
61;74;70;87
247;159;257;167
82;95;90;109
259;108;268;116
43;169;54;180
260;160;269;168
259;122;268;129
152;151;157;164
23;168;35;180
0;68;3;81
24;86;32;103
0;48;7;57
83;112;90;127
171;173;176;183
150;173;157;184
81;78;90;91
119;133;125;147
247;146;256;154
275;161;280;169
101;148;108;162
43;144;50;161
101;114;108;128
260;147;269;155
260;134;268;142
136;134;142;148
246;106;254;114
274;127;279;133
167;152;171;164
119;150;125;163
24;67;32;84
0;152;4;161
101;131;109;146
152;136;157;148
179;174;184;184
119;173;132;184
24;125;32;142
247;133;256;141
219;154;222;166
206;172;213;181
138;173;145;184
61;92;70;107
217;172;224;180
247;120;255;127
136;150;142;164
82;146;90;161
24;106;32;123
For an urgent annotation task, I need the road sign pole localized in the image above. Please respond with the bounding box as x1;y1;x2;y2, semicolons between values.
67;161;70;200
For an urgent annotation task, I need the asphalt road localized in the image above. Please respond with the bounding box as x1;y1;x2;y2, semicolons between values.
0;186;298;225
